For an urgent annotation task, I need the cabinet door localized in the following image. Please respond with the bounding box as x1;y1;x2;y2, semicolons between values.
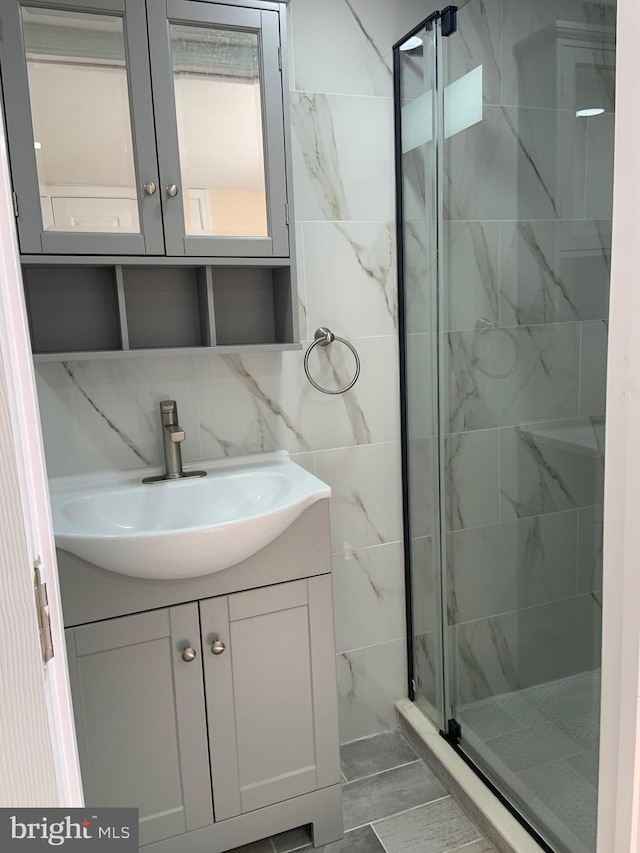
0;0;164;255
66;604;213;846
147;0;289;257
201;577;341;820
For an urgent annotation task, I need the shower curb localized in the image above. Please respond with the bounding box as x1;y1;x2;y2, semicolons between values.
396;699;545;853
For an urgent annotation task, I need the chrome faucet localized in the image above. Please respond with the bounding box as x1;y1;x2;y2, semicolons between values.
142;400;206;484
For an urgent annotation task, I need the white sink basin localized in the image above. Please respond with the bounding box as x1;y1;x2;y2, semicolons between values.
50;451;330;580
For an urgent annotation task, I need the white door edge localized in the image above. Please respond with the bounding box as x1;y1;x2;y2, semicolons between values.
0;105;83;806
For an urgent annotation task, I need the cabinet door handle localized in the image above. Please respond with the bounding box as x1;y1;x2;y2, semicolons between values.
181;645;197;662
211;640;226;655
166;184;179;198
144;181;157;195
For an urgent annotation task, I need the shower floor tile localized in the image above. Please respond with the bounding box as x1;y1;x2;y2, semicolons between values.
229;731;497;853
457;668;601;852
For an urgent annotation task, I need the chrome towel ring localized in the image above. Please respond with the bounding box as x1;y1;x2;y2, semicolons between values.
304;327;361;395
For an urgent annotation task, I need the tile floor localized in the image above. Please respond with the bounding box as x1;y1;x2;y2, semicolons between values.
458;669;601;853
229;731;497;853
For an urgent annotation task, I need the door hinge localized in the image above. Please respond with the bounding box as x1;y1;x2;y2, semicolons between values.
277;46;282;72
12;191;18;218
441;6;458;37
411;678;417;694
285;202;289;225
34;559;54;664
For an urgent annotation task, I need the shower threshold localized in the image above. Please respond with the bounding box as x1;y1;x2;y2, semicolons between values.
396;699;546;853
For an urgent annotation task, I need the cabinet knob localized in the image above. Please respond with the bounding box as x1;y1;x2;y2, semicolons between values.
181;645;197;662
211;640;226;656
144;181;157;195
166;184;179;198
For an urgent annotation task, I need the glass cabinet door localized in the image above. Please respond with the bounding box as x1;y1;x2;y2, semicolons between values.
1;0;163;255
147;0;289;257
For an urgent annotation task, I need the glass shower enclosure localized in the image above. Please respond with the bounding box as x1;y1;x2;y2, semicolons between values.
395;2;614;851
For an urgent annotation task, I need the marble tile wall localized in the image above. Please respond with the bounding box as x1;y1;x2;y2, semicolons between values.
34;0;441;744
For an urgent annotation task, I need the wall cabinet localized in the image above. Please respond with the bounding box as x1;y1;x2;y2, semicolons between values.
0;0;299;357
65;576;342;851
1;0;291;259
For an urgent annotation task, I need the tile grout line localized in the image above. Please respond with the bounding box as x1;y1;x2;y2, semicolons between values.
341;746;421;779
346;793;452;833
342;758;422;786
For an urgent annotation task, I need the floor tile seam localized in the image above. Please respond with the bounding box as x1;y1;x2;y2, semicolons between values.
342;758;423;786
347;792;453;833
342;757;423;784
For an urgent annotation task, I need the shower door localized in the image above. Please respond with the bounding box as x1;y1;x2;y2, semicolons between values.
397;2;615;851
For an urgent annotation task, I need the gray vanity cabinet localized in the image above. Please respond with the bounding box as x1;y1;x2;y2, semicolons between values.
202;576;340;820
65;604;214;847
64;573;341;850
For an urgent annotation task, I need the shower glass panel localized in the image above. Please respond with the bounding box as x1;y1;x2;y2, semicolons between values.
397;2;614;851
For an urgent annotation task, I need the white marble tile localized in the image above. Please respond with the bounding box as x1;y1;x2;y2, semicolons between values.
444;429;500;532
290;92;394;222
315;442;403;553
445;324;580;432
35;363;86;477
303;221;396;338
195;335;400;458
290;0;435;97
446;511;579;625
332;542;405;653
500;220;611;326
444;106;587;222
36;356;201;475
444;221;499;332
579;320;608;417
290;451;316;475
336;639;407;743
499;419;605;521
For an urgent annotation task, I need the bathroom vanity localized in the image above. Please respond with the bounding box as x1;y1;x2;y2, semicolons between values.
54;455;343;852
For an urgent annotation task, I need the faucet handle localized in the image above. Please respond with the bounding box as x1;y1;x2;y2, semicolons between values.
160;400;177;414
166;424;185;443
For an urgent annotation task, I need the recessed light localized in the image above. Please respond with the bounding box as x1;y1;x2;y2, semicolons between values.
576;108;605;117
400;36;423;51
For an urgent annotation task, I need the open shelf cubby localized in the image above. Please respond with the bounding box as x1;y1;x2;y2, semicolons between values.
212;266;293;346
23;261;298;360
24;265;122;354
122;267;212;350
